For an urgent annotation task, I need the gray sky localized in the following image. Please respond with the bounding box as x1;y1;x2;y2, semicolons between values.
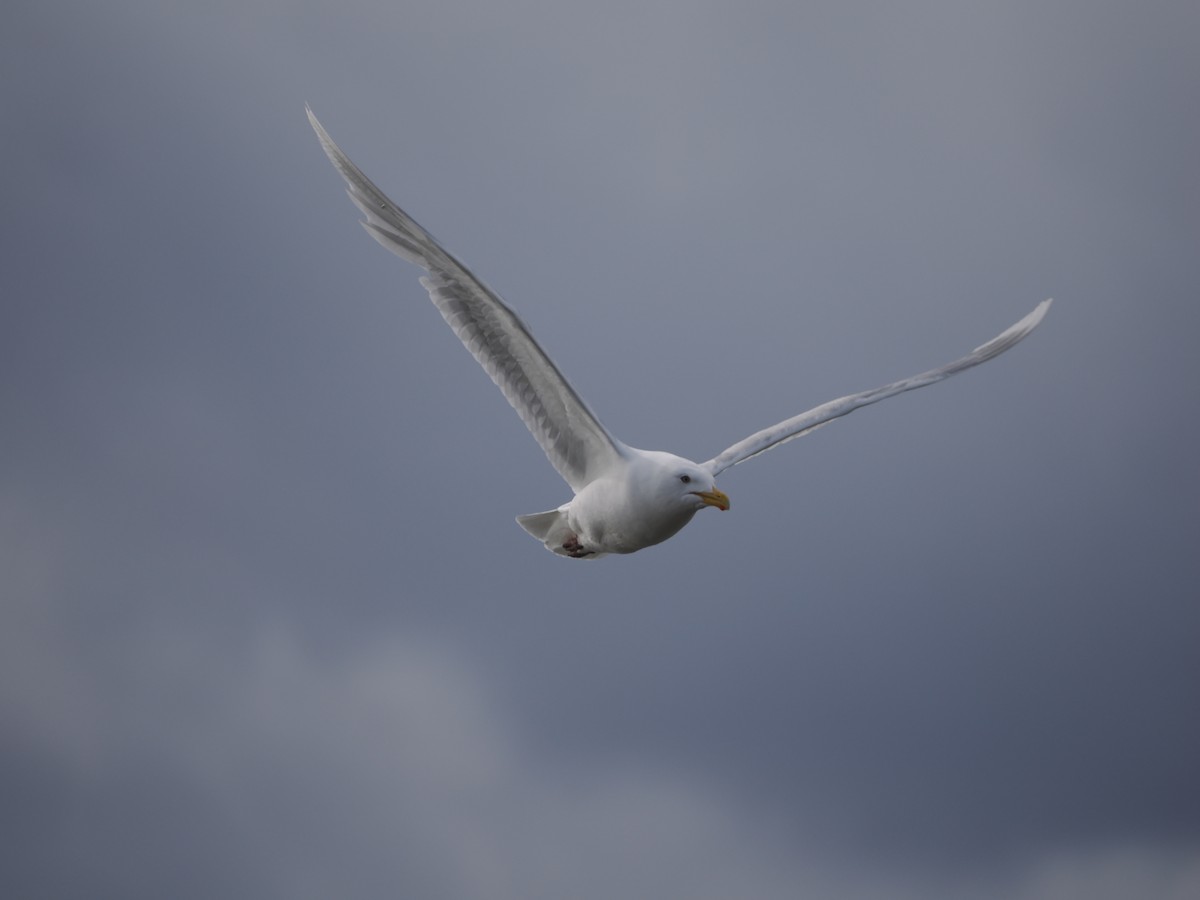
3;1;1199;897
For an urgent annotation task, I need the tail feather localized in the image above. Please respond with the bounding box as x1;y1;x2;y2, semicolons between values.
516;508;567;542
516;507;607;559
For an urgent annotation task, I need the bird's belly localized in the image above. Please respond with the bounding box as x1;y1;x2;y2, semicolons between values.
570;494;696;555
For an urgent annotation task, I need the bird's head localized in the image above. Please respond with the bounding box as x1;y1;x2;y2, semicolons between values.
640;451;730;514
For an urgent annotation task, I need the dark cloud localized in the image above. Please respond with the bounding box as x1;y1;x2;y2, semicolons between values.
2;1;1198;897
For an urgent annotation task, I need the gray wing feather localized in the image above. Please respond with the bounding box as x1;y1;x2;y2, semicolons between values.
308;107;626;491
703;299;1052;477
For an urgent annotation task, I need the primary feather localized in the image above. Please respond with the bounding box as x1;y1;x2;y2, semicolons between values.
308;107;626;492
702;299;1051;476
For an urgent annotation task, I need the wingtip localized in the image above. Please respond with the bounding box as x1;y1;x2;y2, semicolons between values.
1029;297;1053;329
980;297;1052;349
1021;297;1053;331
305;104;325;135
305;106;346;173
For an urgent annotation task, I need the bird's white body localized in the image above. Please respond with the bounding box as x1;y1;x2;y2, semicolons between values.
518;451;723;558
307;108;1050;559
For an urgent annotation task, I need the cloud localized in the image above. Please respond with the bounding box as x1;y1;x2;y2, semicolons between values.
2;514;1197;900
3;1;1199;898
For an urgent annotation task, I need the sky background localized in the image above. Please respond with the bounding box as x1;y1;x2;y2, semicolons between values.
3;1;1199;897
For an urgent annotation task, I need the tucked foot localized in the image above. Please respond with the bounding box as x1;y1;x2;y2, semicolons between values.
561;533;595;559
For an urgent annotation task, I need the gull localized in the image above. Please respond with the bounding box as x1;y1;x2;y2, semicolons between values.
307;108;1050;559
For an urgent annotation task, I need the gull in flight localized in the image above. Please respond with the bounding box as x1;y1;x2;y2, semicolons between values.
308;108;1050;559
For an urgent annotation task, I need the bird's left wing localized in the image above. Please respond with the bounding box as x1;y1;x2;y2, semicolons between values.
307;107;627;492
702;299;1051;477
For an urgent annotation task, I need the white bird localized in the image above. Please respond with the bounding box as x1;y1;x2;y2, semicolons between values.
307;108;1050;559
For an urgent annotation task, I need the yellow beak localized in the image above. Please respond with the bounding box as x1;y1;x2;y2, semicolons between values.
693;488;731;511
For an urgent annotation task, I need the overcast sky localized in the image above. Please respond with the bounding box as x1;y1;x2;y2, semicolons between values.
3;1;1199;897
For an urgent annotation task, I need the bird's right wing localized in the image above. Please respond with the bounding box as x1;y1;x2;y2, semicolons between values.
308;107;627;492
702;299;1051;477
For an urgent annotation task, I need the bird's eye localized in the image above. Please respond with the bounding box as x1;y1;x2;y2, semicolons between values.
679;474;692;484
